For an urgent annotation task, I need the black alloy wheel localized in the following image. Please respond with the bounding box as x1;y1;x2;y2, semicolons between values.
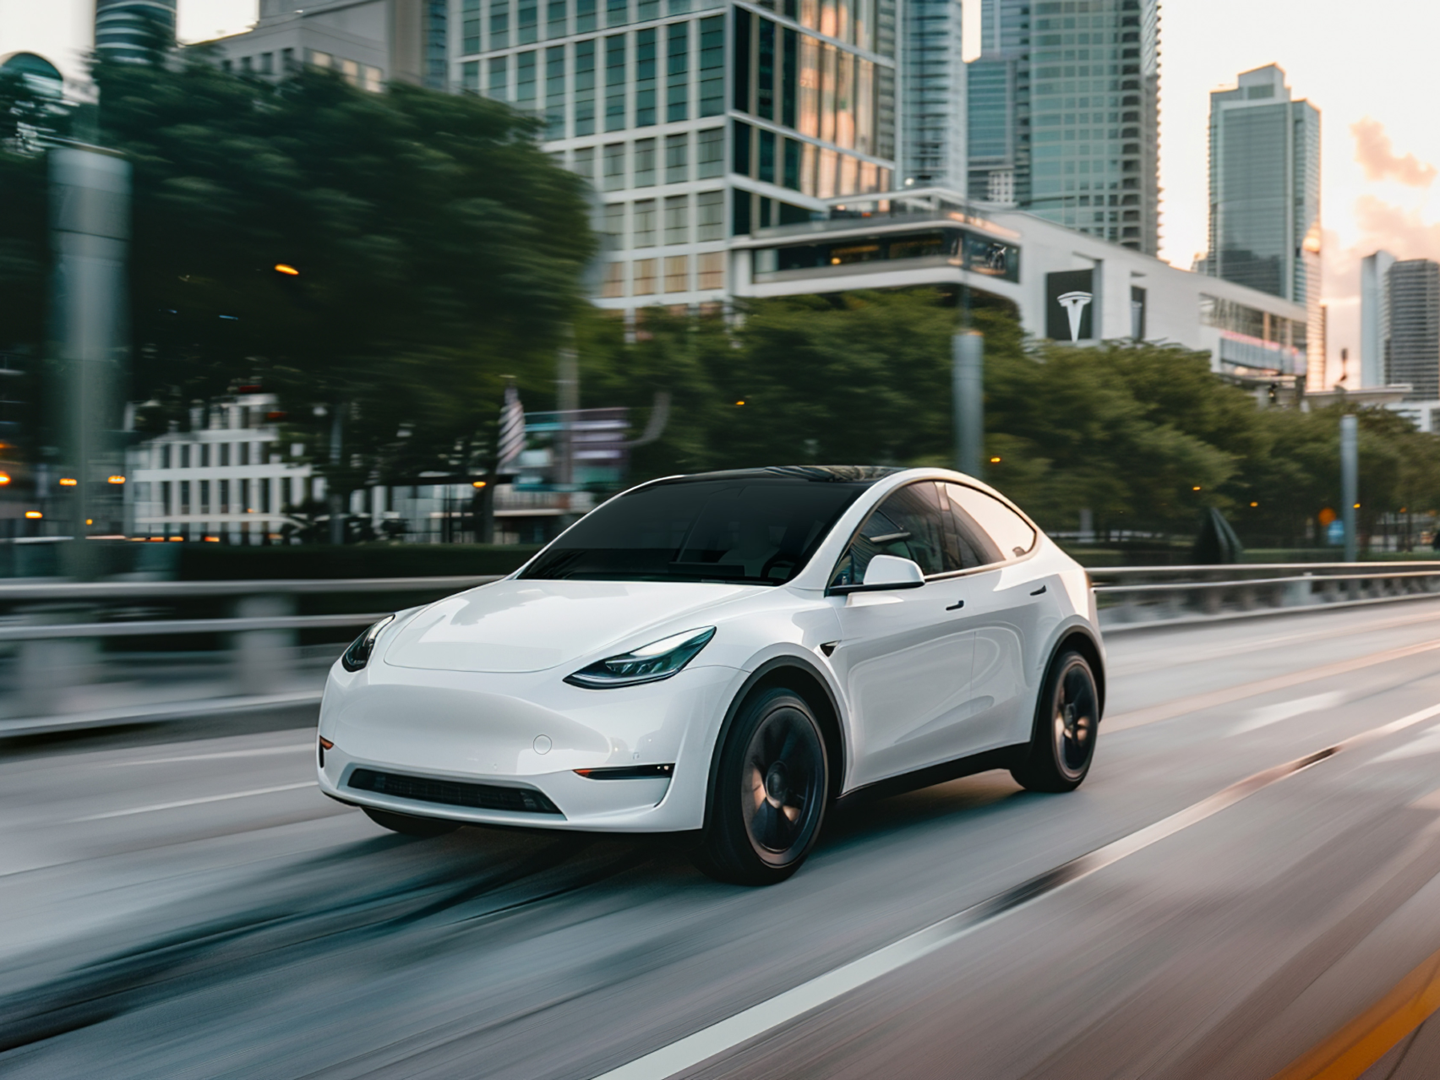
697;687;830;885
362;805;462;837
1011;650;1100;793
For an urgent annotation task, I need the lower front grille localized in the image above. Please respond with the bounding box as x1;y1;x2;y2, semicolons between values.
347;768;563;816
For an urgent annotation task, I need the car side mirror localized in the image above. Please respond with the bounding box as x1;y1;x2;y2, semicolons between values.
831;554;927;595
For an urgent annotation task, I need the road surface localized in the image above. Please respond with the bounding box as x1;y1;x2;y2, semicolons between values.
4;601;1440;1079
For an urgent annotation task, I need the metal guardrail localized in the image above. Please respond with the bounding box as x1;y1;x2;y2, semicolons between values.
1090;562;1440;626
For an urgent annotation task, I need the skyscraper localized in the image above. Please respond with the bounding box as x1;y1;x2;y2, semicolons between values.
965;0;1160;254
1386;259;1440;401
900;0;965;187
1206;65;1322;386
94;0;177;62
1360;249;1396;388
460;0;899;311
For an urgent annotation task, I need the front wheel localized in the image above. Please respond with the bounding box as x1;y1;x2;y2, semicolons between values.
696;688;830;886
362;805;462;837
1011;650;1100;793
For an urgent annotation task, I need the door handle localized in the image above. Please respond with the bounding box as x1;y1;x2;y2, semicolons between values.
946;600;965;611
1030;585;1047;596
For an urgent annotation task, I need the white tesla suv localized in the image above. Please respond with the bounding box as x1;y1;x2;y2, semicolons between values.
316;466;1105;885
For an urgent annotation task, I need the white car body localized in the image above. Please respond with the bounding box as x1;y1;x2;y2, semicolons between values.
316;467;1104;833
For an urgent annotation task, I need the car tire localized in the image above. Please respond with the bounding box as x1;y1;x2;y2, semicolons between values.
696;687;830;886
1011;649;1100;793
362;806;462;837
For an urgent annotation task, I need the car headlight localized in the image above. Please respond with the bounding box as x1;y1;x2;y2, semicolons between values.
341;614;395;672
565;627;716;689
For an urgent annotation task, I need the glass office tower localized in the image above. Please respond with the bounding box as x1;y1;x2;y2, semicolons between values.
965;0;1159;254
458;0;898;311
95;0;177;62
1386;260;1440;401
1207;65;1322;386
900;0;965;187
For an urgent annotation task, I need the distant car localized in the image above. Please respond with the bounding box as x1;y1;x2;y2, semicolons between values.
316;467;1105;885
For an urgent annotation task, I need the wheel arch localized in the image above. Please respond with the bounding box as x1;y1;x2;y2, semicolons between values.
704;656;847;828
1051;628;1106;717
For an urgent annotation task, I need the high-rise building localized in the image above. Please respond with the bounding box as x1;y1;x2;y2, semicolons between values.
1386;259;1440;401
965;0;1160;254
1360;250;1396;389
1206;65;1322;386
95;0;177;62
459;0;899;312
900;0;965;188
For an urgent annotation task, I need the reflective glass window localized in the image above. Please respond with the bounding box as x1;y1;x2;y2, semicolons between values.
733;9;751;112
942;483;1036;562
462;59;479;92
831;482;948;586
697;126;724;177
604;34;626;130
634;137;656;185
574;39;596;134
633;198;656;245
636;28;657;125
697;250;724;290
488;54;508;99
577;0;596;31
699;17;724;115
666;21;688;122
606;0;627;25
603;142;626;189
638;0;659;18
781;29;797;128
758;17;775;120
462;0;481;52
633;258;658;295
516;50;537;107
664;194;689;244
489;0;510;48
664;254;689;292
545;46;566;137
665;132;688;183
697;190;724;239
546;0;566;37
518;0;537;42
574;145;595;184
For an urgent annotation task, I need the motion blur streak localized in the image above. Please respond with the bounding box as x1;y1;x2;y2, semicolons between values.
7;601;1440;1077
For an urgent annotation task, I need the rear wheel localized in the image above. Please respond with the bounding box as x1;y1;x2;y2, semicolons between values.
362;806;462;837
697;688;829;886
1011;650;1099;793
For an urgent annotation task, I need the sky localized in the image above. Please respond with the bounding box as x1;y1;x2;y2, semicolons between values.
9;1;1440;385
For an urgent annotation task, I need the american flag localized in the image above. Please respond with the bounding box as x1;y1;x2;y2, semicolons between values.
496;382;526;474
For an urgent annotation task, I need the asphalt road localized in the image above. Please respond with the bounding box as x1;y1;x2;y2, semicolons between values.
5;602;1440;1079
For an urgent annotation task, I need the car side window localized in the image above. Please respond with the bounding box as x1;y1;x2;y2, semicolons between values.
943;483;1037;563
831;483;949;587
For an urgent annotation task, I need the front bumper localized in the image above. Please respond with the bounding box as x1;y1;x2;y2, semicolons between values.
316;658;741;832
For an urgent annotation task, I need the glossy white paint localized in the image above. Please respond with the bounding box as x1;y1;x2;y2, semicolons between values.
316;468;1105;833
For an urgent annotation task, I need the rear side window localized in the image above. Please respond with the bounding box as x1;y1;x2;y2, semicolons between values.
943;483;1037;562
831;482;949;586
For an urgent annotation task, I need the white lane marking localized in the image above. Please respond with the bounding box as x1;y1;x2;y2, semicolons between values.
1230;691;1345;736
70;782;316;822
589;702;1440;1080
1371;724;1440;764
109;744;313;766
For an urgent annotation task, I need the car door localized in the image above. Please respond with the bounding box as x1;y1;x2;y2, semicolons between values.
938;482;1048;754
828;482;977;788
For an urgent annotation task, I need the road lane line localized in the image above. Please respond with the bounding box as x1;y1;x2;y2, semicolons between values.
109;744;313;766
1230;692;1346;736
1271;941;1440;1080
70;781;315;821
1105;639;1440;732
589;702;1440;1080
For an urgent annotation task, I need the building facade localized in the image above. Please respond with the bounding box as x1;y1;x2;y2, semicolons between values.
1360;249;1396;389
457;0;899;312
1206;65;1322;387
95;0;177;62
964;0;1159;255
1386;259;1440;402
900;0;965;188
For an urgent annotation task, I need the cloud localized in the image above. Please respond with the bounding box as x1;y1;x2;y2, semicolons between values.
1352;118;1438;188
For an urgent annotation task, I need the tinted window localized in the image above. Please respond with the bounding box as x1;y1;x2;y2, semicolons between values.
943;483;1037;562
520;477;868;584
831;482;949;587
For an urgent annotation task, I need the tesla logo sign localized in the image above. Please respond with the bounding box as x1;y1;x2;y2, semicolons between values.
1058;291;1093;342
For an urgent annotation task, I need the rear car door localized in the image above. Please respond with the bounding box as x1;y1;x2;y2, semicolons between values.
829;482;977;787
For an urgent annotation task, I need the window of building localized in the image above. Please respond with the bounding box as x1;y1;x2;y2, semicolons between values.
733;119;751;175
664;254;689;293
783;138;801;189
665;132;688;183
634;258;658;295
577;0;596;31
758;129;775;183
488;54;508;99
463;0;481;51
574;145;596;184
666;21;688;122
781;28;797;127
605;35;626;130
241;55;253;73
634;137;657;186
280;47;296;73
365;65;383;92
341;58;360;86
664;195;689;244
309;50;332;69
697;250;724;290
638;0;659;18
490;0;511;49
732;9;750;111
544;0;565;37
573;39;596;135
517;50;537;108
635;28;657;126
797;34;818;136
518;0;538;43
545;46;565;137
603;201;624;242
259;52;274;74
633;198;657;245
603;142;626;189
697;126;723;178
757;18;774;120
697;190;723;239
668;0;691;11
222;58;233;73
606;0;627;26
601;260;626;298
699;16;724;116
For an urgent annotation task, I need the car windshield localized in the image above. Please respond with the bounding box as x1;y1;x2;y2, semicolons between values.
519;474;873;584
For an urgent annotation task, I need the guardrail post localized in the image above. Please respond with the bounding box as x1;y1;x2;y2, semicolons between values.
231;593;297;696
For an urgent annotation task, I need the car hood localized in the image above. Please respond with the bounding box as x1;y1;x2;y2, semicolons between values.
380;578;755;673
